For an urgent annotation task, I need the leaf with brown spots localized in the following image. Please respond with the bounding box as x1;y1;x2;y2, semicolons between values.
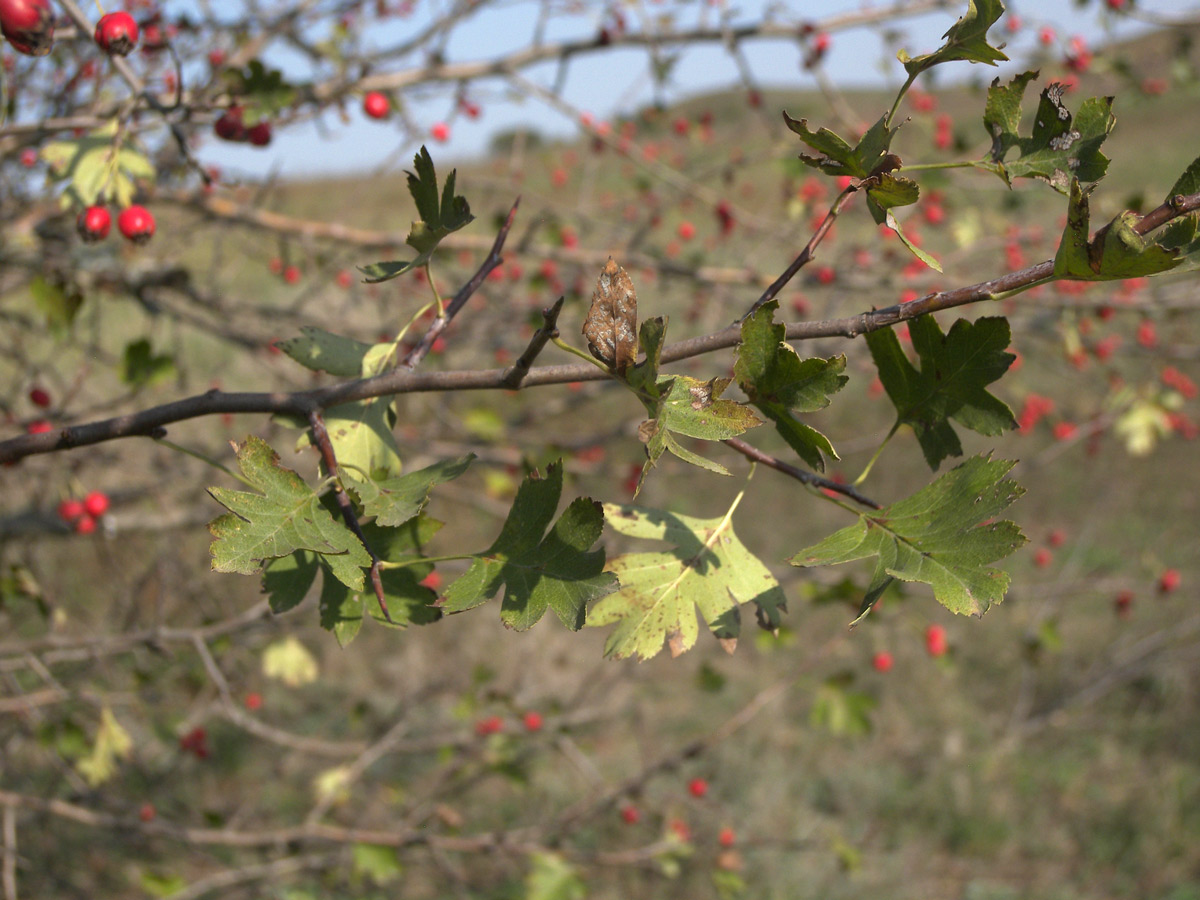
582;257;638;373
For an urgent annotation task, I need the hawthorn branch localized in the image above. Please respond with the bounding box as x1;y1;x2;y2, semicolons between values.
3;189;1198;466
723;437;882;509
500;297;564;389
402;198;518;370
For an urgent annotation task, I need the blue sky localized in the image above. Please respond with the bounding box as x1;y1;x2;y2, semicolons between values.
192;0;1182;179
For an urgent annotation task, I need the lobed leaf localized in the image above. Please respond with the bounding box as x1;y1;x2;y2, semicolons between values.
1054;178;1180;280
440;462;617;631
588;504;788;661
897;0;1008;77
344;454;475;526
734;299;846;470
791;455;1027;621
866;314;1016;471
981;75;1115;192
208;435;371;591
359;146;474;283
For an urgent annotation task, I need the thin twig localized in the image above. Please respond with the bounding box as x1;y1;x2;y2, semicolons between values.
500;297;564;388
723;437;882;509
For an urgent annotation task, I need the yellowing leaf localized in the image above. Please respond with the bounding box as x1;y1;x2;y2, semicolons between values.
76;707;133;787
262;636;319;686
588;499;787;661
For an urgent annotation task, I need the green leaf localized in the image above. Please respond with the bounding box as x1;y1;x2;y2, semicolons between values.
280;328;403;480
865;315;1017;471
865;173;920;225
983;70;1039;161
1053;178;1181;280
40;122;155;207
734;299;846;471
262;551;320;614
314;517;443;645
810;678;876;736
28;276;84;335
982;77;1115;191
782;112;900;179
790;455;1026;619
208;436;371;591
353;844;403;886
897;0;1008;77
885;210;943;272
120;338;175;389
359;146;475;283
588;503;788;661
1159;154;1200;251
440;462;617;631
344;454;474;526
222;59;296;124
635;375;760;492
278;327;372;376
525;852;586;900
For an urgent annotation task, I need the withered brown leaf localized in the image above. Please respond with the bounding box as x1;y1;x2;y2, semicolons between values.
582;257;637;373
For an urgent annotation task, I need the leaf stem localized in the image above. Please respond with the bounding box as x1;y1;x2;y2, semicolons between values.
154;436;253;487
854;423;898;486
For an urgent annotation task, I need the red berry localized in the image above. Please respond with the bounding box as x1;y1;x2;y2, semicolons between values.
213;107;245;142
872;651;894;673
718;826;736;847
1158;569;1181;594
1039;26;1056;46
0;0;55;56
1115;590;1134;618
20;147;37;167
522;711;543;732
430;121;450;142
474;715;502;736
925;624;948;657
57;498;86;522
244;692;263;711
687;777;708;799
619;804;640;825
74;515;97;535
28;386;51;408
117;205;155;244
76;205;111;242
94;11;139;56
336;269;353;289
1033;547;1053;568
26;419;52;434
669;818;692;842
179;726;208;758
813;32;831;53
677;220;696;241
283;265;300;284
1048;529;1067;548
814;265;835;285
363;91;390;119
1137;319;1157;348
419;571;443;591
138;802;156;822
83;490;109;518
246;120;272;146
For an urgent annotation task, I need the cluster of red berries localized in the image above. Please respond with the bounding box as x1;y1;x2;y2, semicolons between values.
57;490;110;535
213;106;272;147
2;2;140;57
473;710;544;736
179;726;209;759
76;205;155;245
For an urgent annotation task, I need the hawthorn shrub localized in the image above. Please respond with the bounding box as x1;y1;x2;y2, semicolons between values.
2;0;1200;897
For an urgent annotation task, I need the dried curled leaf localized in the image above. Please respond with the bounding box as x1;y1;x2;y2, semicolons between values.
582;257;638;373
